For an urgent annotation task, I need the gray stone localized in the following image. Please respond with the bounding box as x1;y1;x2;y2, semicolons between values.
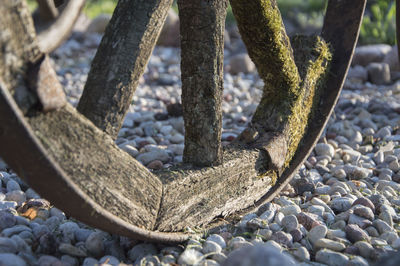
354;241;374;259
202;240;222;254
270;231;293;247
5;190;26;206
211;253;227;264
61;255;79;266
178;249;204;265
0;210;16;230
0;237;17;253
291;246;310;261
373;219;393;234
353;205;374;220
297;212;321;230
228;53;255;75
2;225;31;237
99;255;120;266
6;180;21;192
352;44;392;66
59;222;79;243
206;234;226;249
58;243;87;257
314;238;346;251
352;197;375;213
86;14;111;34
347;256;369;266
347;65;368;82
74;228;92;243
127;243;157;262
348;214;372;229
85;231;104;258
330;197;354;212
343;165;372;180
367;62;391;85
315;143;335;158
307;225;328;245
136;150;170;164
161;254;176;265
38;255;64;266
120;144;139;158
0;253;27;266
365;226;379;237
281;215;298;232
280;205;301;216
345;224;370;243
315;249;349;266
221;244;295;266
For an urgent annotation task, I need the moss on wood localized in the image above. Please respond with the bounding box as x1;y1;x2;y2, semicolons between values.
231;0;332;175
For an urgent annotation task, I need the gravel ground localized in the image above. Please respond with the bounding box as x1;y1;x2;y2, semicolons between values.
1;27;400;266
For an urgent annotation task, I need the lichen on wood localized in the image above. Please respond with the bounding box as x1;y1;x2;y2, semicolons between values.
231;0;332;174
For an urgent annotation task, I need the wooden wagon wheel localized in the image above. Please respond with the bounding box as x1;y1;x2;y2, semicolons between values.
33;0;85;53
0;0;365;243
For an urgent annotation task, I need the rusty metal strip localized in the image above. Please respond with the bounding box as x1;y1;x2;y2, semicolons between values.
0;80;189;243
249;0;367;208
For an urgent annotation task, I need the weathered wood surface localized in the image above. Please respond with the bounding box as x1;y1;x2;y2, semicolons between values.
178;0;228;166
77;0;173;138
155;145;273;231
28;105;163;229
231;0;331;176
0;0;42;113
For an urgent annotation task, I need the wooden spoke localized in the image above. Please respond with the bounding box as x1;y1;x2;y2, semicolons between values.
35;0;85;53
178;0;228;166
77;0;173;139
36;0;59;21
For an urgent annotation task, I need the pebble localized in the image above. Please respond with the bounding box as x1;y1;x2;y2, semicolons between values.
221;244;294;266
330;197;354;212
127;243;157;262
315;143;335;158
0;253;27;266
280;205;301;216
291;246;310;261
352;197;375;213
178;249;204;265
307;225;328;245
58;243;87;257
206;234;227;249
202;240;222;254
281;215;298;232
85;232;104;258
315;249;349;266
345;224;370;243
314;238;346;251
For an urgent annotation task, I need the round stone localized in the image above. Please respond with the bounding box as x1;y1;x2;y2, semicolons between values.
281;215;298;232
345;224;370;243
314;238;346;251
202;240;222;254
85;232;105;258
178;249;203;265
307;225;328;245
221;244;294;266
315;143;335;158
206;234;226;249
